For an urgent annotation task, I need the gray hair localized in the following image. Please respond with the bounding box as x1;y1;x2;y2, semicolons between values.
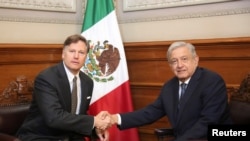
167;41;197;61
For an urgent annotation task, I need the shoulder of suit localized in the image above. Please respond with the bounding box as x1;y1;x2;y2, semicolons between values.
79;71;93;82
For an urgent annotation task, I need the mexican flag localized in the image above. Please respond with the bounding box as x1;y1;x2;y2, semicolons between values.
81;0;139;141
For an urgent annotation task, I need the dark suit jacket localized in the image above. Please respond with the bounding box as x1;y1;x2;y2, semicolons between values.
16;62;94;141
119;67;232;141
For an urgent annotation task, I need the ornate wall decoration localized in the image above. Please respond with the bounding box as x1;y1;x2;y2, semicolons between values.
0;0;76;12
117;0;250;23
123;0;235;11
0;0;85;24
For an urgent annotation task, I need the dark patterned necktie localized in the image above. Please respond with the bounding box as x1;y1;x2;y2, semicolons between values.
180;83;187;101
71;76;77;114
177;83;187;115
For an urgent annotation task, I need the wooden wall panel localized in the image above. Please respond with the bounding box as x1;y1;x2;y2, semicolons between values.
128;60;170;84
199;60;250;84
131;85;171;140
0;37;250;141
0;44;62;91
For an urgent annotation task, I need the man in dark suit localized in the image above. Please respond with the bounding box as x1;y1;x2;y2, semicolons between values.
16;34;109;141
109;41;232;140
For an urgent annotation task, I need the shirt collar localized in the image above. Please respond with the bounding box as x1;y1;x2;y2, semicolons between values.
179;77;191;85
63;62;79;81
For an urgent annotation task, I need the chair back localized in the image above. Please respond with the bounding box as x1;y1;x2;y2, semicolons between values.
0;75;33;135
0;103;30;135
229;72;250;124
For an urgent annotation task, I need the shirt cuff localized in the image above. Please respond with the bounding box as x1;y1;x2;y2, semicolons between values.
117;114;121;125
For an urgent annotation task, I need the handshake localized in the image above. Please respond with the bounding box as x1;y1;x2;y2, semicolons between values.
93;111;118;141
94;111;118;130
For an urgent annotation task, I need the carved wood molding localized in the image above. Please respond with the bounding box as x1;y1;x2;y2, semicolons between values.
231;73;250;102
0;75;33;106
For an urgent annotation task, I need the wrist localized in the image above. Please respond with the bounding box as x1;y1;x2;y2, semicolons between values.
111;114;119;125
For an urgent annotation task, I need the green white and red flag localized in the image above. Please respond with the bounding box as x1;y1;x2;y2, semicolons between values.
81;0;139;141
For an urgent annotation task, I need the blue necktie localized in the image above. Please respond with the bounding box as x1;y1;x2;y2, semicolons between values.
177;83;187;115
177;83;187;117
180;83;187;100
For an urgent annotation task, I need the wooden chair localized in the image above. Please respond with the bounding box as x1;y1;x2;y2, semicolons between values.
154;128;174;141
155;72;250;141
229;73;250;124
0;75;33;141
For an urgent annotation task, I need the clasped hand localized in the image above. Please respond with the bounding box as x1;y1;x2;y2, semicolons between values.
94;111;118;141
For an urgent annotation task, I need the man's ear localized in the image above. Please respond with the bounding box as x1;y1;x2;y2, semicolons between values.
194;55;199;65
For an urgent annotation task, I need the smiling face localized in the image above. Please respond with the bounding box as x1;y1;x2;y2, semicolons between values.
62;36;88;75
168;43;199;82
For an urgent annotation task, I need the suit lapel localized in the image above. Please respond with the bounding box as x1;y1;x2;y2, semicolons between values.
57;62;72;112
170;79;181;126
79;72;91;114
176;67;201;124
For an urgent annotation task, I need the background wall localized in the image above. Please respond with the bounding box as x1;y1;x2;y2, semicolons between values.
117;0;250;42
1;1;250;140
119;13;250;42
0;0;249;43
0;22;81;43
0;0;85;44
